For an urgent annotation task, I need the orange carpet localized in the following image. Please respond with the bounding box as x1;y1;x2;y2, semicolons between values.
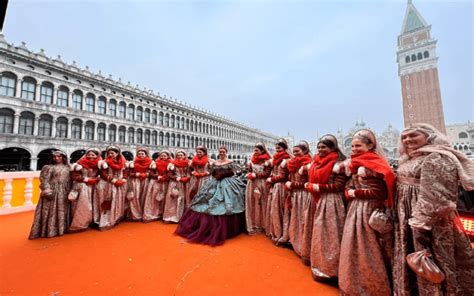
0;212;339;295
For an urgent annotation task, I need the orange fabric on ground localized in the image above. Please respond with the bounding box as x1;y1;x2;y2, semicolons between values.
0;212;339;295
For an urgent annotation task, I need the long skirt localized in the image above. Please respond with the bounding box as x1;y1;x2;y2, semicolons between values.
69;182;94;232
142;180;168;222
266;183;288;243
245;178;269;234
288;190;314;263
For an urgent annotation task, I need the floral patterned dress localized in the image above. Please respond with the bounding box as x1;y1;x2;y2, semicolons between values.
266;159;290;243
187;161;211;207
69;163;98;232
339;169;391;296
163;164;190;223
95;161;127;230
29;163;71;239
245;160;272;234
393;153;474;296
310;166;347;280
142;162;169;222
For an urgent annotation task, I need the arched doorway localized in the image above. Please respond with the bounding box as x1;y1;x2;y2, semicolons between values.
122;151;134;161
70;150;86;164
37;148;60;170
0;147;31;171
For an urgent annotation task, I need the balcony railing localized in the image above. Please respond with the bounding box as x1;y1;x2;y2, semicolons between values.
0;171;40;215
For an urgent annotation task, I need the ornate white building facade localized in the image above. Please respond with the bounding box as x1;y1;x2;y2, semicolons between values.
446;122;474;159
335;121;400;160
0;34;279;171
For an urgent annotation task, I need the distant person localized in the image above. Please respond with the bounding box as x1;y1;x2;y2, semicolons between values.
393;123;474;295
338;129;394;296
245;143;272;235
175;146;246;245
187;146;211;206
304;135;347;282
69;148;101;232
125;147;152;221
163;150;190;223
96;146;127;230
142;150;172;222
266;139;291;245
29;150;71;239
285;141;312;264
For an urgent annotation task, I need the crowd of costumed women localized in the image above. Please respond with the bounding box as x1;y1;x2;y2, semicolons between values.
29;123;474;296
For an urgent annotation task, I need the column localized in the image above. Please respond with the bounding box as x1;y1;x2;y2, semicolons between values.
30;157;38;171
81;123;85;140
52;87;58;105
13;113;20;134
67;119;72;139
24;177;34;205
35;83;41;102
15;78;22;98
51;117;57;138
33;117;39;136
1;178;13;209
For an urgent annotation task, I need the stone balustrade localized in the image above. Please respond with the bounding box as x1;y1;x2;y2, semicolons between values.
0;171;40;215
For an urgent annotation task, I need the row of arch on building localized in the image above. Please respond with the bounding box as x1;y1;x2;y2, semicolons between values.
453;144;470;151
405;50;429;63
0;147;248;171
0;108;256;152
0;71;270;142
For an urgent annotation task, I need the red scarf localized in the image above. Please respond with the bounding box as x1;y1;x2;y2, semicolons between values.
272;151;290;166
251;153;270;164
349;151;396;208
134;156;152;173
77;155;101;170
287;154;312;174
191;155;208;167
105;154;126;171
308;152;339;199
155;159;171;176
173;158;189;168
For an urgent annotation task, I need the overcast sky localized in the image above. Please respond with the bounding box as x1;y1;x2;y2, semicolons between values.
4;0;473;141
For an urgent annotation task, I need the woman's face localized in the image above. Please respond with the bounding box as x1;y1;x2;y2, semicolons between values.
218;149;227;158
292;147;303;157
253;148;262;155
86;151;98;160
317;143;332;157
351;138;371;154
176;152;185;160
275;145;284;153
52;154;63;164
401;130;428;152
137;151;147;158
159;153;169;161
107;150;118;158
196;149;204;157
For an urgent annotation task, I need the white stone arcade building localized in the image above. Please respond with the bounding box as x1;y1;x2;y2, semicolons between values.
0;34;279;171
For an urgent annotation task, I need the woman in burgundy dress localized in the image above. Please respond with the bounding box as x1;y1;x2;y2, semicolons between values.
176;146;246;246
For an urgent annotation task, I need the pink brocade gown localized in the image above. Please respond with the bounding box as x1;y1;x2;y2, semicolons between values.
163;165;189;223
393;153;474;296
310;172;346;280
95;164;127;230
245;161;272;234
266;159;289;243
69;165;98;232
142;169;169;222
288;169;313;263
125;163;150;221
338;173;391;296
187;163;210;207
29;164;71;239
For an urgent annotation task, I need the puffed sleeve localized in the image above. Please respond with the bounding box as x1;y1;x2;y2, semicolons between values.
39;165;52;191
409;153;459;231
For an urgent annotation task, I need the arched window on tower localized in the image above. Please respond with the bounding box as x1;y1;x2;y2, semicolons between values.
423;51;429;58
411;54;417;62
459;132;468;139
417;52;422;60
405;56;410;63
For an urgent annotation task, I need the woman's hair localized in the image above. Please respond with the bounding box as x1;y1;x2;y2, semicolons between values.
295;140;310;154
51;150;68;165
318;134;346;160
219;146;228;152
352;129;387;159
195;145;208;155
275;138;288;150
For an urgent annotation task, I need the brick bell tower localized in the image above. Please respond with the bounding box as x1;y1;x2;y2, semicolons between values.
397;0;446;133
